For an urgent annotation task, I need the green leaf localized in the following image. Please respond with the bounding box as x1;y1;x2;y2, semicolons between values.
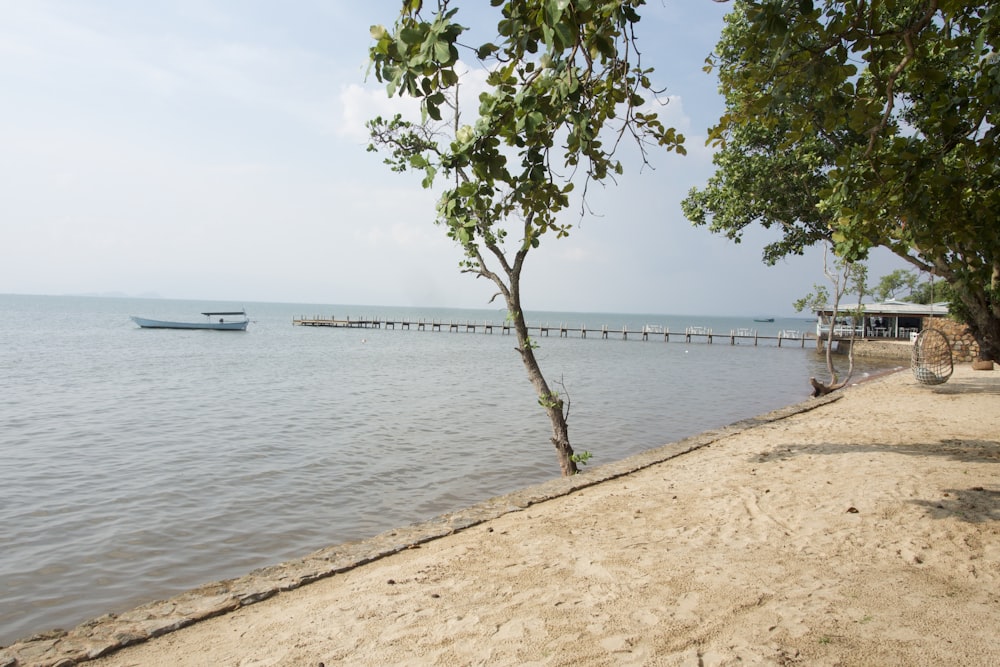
524;111;544;134
434;39;452;63
399;27;424;45
476;42;499;59
421;166;436;188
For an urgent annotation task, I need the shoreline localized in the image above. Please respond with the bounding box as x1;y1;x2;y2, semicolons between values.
2;391;844;665
4;365;998;666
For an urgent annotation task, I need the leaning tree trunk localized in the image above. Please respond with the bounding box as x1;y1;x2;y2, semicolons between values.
507;294;578;476
472;236;578;476
810;253;859;397
811;319;857;396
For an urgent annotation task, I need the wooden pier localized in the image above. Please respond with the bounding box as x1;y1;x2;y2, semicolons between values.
292;316;815;347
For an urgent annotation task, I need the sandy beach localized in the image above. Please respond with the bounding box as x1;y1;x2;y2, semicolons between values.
6;363;999;666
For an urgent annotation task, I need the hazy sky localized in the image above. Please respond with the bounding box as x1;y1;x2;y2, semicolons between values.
1;1;911;316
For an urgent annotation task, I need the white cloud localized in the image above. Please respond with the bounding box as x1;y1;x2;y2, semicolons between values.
337;83;421;143
337;59;492;144
644;94;691;133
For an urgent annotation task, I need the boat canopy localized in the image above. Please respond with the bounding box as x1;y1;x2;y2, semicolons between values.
201;311;246;316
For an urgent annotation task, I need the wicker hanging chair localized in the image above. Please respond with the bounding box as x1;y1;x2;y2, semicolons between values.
911;328;953;385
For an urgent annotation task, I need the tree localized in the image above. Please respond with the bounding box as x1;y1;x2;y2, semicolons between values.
874;269;919;302
794;248;868;396
684;1;1000;361
908;275;953;305
680;88;836;266
367;0;685;475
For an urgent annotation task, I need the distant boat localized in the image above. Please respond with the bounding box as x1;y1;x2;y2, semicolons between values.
131;310;249;331
753;317;775;323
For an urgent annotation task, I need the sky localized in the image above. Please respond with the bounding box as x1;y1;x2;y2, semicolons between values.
0;0;912;317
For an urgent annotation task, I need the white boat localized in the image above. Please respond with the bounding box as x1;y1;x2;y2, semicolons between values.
130;310;249;331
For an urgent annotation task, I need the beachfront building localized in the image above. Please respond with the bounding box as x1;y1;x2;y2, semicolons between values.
814;299;950;340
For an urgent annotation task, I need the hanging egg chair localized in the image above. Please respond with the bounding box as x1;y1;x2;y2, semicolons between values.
911;328;953;385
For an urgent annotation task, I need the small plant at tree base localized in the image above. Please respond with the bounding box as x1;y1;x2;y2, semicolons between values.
570;451;593;467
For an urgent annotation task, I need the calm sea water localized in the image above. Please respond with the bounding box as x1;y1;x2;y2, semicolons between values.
0;294;898;645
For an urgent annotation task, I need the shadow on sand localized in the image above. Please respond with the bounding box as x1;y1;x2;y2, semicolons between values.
753;438;1000;523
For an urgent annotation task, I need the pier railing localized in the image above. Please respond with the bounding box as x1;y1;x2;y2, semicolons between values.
292;316;816;347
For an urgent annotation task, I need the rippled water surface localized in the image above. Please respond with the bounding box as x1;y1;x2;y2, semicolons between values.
0;294;898;645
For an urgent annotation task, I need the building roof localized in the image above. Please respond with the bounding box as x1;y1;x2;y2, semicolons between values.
814;299;949;317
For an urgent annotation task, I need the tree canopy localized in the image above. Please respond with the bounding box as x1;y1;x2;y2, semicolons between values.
367;0;685;474
684;1;1000;360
